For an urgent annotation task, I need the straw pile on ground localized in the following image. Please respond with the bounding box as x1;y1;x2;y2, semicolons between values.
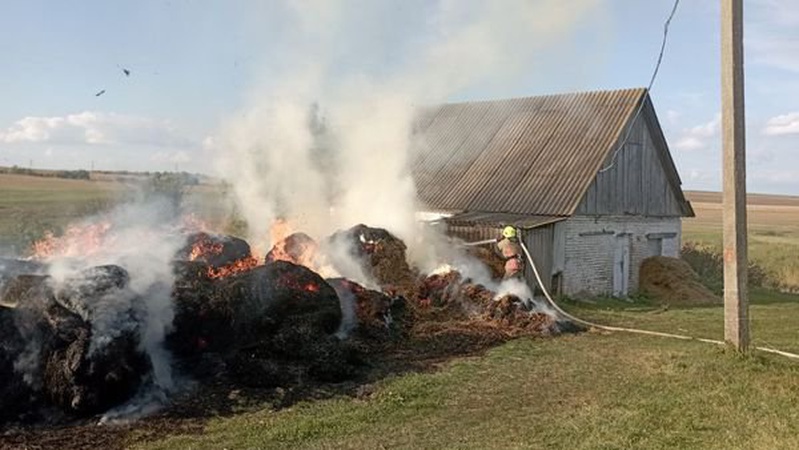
639;256;721;306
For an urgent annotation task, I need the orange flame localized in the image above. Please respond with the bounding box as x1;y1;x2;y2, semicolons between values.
207;256;260;279
188;237;223;261
30;221;112;260
269;218;294;247
266;219;321;269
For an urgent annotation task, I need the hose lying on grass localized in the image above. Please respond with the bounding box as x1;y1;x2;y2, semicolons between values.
517;239;799;361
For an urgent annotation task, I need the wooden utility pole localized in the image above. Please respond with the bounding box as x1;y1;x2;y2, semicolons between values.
721;0;749;351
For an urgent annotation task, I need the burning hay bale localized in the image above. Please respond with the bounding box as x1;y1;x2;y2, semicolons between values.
265;232;319;267
170;260;356;385
0;267;150;417
329;224;416;296
639;256;720;306
177;232;252;268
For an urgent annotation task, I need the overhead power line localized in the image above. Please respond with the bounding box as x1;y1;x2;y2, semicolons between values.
598;0;681;174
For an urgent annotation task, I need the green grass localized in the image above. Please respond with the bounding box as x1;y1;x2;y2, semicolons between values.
562;289;799;355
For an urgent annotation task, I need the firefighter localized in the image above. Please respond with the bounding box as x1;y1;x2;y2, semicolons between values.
496;226;524;280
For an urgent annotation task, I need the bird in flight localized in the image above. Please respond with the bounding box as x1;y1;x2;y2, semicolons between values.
95;89;106;97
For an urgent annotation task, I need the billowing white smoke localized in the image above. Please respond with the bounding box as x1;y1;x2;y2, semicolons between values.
31;198;186;417
214;0;604;271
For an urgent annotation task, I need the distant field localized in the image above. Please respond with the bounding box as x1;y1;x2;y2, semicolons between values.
0;173;123;253
0;173;231;254
683;190;799;291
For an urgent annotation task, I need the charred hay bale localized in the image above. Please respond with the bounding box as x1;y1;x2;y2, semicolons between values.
40;302;149;414
0;258;47;302
177;232;252;268
640;256;721;306
170;261;342;356
329;224;416;296
5;270;149;415
54;264;130;320
485;296;549;332
0;274;53;309
169;261;227;355
227;261;342;335
269;325;360;382
327;278;394;335
0;305;39;424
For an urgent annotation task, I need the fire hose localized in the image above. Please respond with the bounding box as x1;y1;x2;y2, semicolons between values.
511;237;799;361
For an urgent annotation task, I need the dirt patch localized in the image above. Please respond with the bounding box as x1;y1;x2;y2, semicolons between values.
639;256;721;306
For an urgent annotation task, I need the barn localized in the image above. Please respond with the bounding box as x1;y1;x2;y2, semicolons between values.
411;87;695;297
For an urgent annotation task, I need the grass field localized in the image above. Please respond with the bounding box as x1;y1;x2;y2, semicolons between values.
682;190;799;291
4;175;799;449
0;173;122;253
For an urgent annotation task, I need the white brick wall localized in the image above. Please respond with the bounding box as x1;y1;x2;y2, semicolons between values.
556;216;681;297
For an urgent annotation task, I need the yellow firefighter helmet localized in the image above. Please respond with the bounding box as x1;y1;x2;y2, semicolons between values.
502;226;517;239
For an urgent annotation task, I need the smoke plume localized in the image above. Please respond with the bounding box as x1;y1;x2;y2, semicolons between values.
28;197;186;409
214;0;603;271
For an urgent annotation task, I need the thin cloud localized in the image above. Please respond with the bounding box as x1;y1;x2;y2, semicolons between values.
0;112;196;148
764;112;799;135
673;115;720;151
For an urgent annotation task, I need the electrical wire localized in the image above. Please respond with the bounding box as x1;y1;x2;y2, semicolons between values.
598;0;681;174
517;238;799;361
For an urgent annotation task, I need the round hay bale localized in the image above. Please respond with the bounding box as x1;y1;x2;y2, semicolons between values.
265;232;319;266
328;224;416;296
170;261;343;356
177;232;251;268
639;256;721;306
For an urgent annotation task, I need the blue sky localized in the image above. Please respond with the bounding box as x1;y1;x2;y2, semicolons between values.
1;0;798;195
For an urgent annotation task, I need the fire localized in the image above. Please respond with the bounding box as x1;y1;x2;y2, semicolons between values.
188;237;223;261
266;219;324;270
30;222;112;260
269;218;294;247
207;256;260;279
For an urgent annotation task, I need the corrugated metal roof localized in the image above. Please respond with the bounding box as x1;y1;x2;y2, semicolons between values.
412;88;648;216
444;211;565;229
